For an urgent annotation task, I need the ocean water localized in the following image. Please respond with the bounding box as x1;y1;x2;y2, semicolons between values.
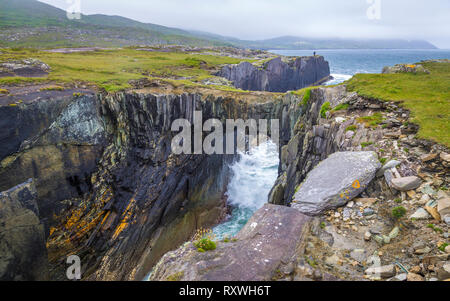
213;141;279;239
270;49;450;85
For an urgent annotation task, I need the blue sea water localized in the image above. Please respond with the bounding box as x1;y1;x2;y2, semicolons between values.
270;49;450;85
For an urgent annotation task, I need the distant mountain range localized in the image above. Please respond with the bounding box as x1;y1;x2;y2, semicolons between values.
0;0;438;49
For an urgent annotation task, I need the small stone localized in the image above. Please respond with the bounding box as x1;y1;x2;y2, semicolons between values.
438;197;450;217
394;273;407;281
445;246;450;254
355;198;377;206
376;160;401;177
437;263;450;280
409;266;421;274
425;205;441;221
407;273;425;281
325;254;340;266
444;216;450;225
364;231;372;241
440;152;450;162
347;201;354;208
363;208;376;216
410;208;431;220
414;246;431;255
391;176;422;191
420;153;438;163
350;249;367;262
365;264;396;279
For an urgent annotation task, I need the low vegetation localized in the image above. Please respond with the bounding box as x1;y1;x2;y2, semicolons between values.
357;112;384;128
391;206;407;219
193;228;217;252
346;61;450;146
320;101;331;118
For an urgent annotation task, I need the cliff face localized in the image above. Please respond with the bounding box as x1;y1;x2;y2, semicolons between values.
0;179;48;281
0;90;301;280
217;56;331;92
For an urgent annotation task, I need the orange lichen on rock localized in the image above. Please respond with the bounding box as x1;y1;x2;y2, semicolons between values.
112;198;136;240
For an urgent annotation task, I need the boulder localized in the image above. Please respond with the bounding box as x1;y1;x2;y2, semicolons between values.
150;204;311;281
391;176;422;191
292;152;381;216
0;179;48;280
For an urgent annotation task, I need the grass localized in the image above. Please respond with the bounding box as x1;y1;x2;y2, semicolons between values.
346;125;358;132
438;243;449;252
361;142;374;148
333;103;349;111
0;88;9;94
320;101;331;118
357;112;384;128
0;48;253;92
427;224;444;234
346;61;450;147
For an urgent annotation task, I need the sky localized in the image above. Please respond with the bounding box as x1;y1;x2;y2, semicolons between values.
39;0;450;48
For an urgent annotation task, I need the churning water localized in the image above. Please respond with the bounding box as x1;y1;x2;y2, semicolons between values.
213;141;279;239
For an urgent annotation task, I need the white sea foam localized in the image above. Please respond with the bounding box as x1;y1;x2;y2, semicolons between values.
326;73;353;85
213;141;279;239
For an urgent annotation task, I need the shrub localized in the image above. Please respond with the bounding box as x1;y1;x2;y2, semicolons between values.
346;125;358;132
392;206;407;219
320;101;331;118
379;158;387;164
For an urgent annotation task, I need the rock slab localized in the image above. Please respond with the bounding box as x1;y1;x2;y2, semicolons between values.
292;152;381;216
150;204;311;281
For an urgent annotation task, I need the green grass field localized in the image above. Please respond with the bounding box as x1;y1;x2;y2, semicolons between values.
346;61;450;147
0;48;252;92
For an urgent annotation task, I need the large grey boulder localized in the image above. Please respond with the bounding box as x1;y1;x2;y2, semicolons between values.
292;152;381;216
150;204;311;281
0;179;48;281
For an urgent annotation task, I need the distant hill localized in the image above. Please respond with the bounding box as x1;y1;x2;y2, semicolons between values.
0;0;438;50
233;36;438;50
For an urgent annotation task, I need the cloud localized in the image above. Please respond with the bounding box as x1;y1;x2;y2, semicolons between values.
39;0;450;48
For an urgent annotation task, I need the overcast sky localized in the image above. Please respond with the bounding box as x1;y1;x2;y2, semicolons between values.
39;0;450;48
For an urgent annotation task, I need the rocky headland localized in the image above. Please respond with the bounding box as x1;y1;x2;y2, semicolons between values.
0;49;448;282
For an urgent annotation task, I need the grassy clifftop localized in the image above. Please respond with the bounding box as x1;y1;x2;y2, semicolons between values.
346;60;450;147
0;48;255;92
